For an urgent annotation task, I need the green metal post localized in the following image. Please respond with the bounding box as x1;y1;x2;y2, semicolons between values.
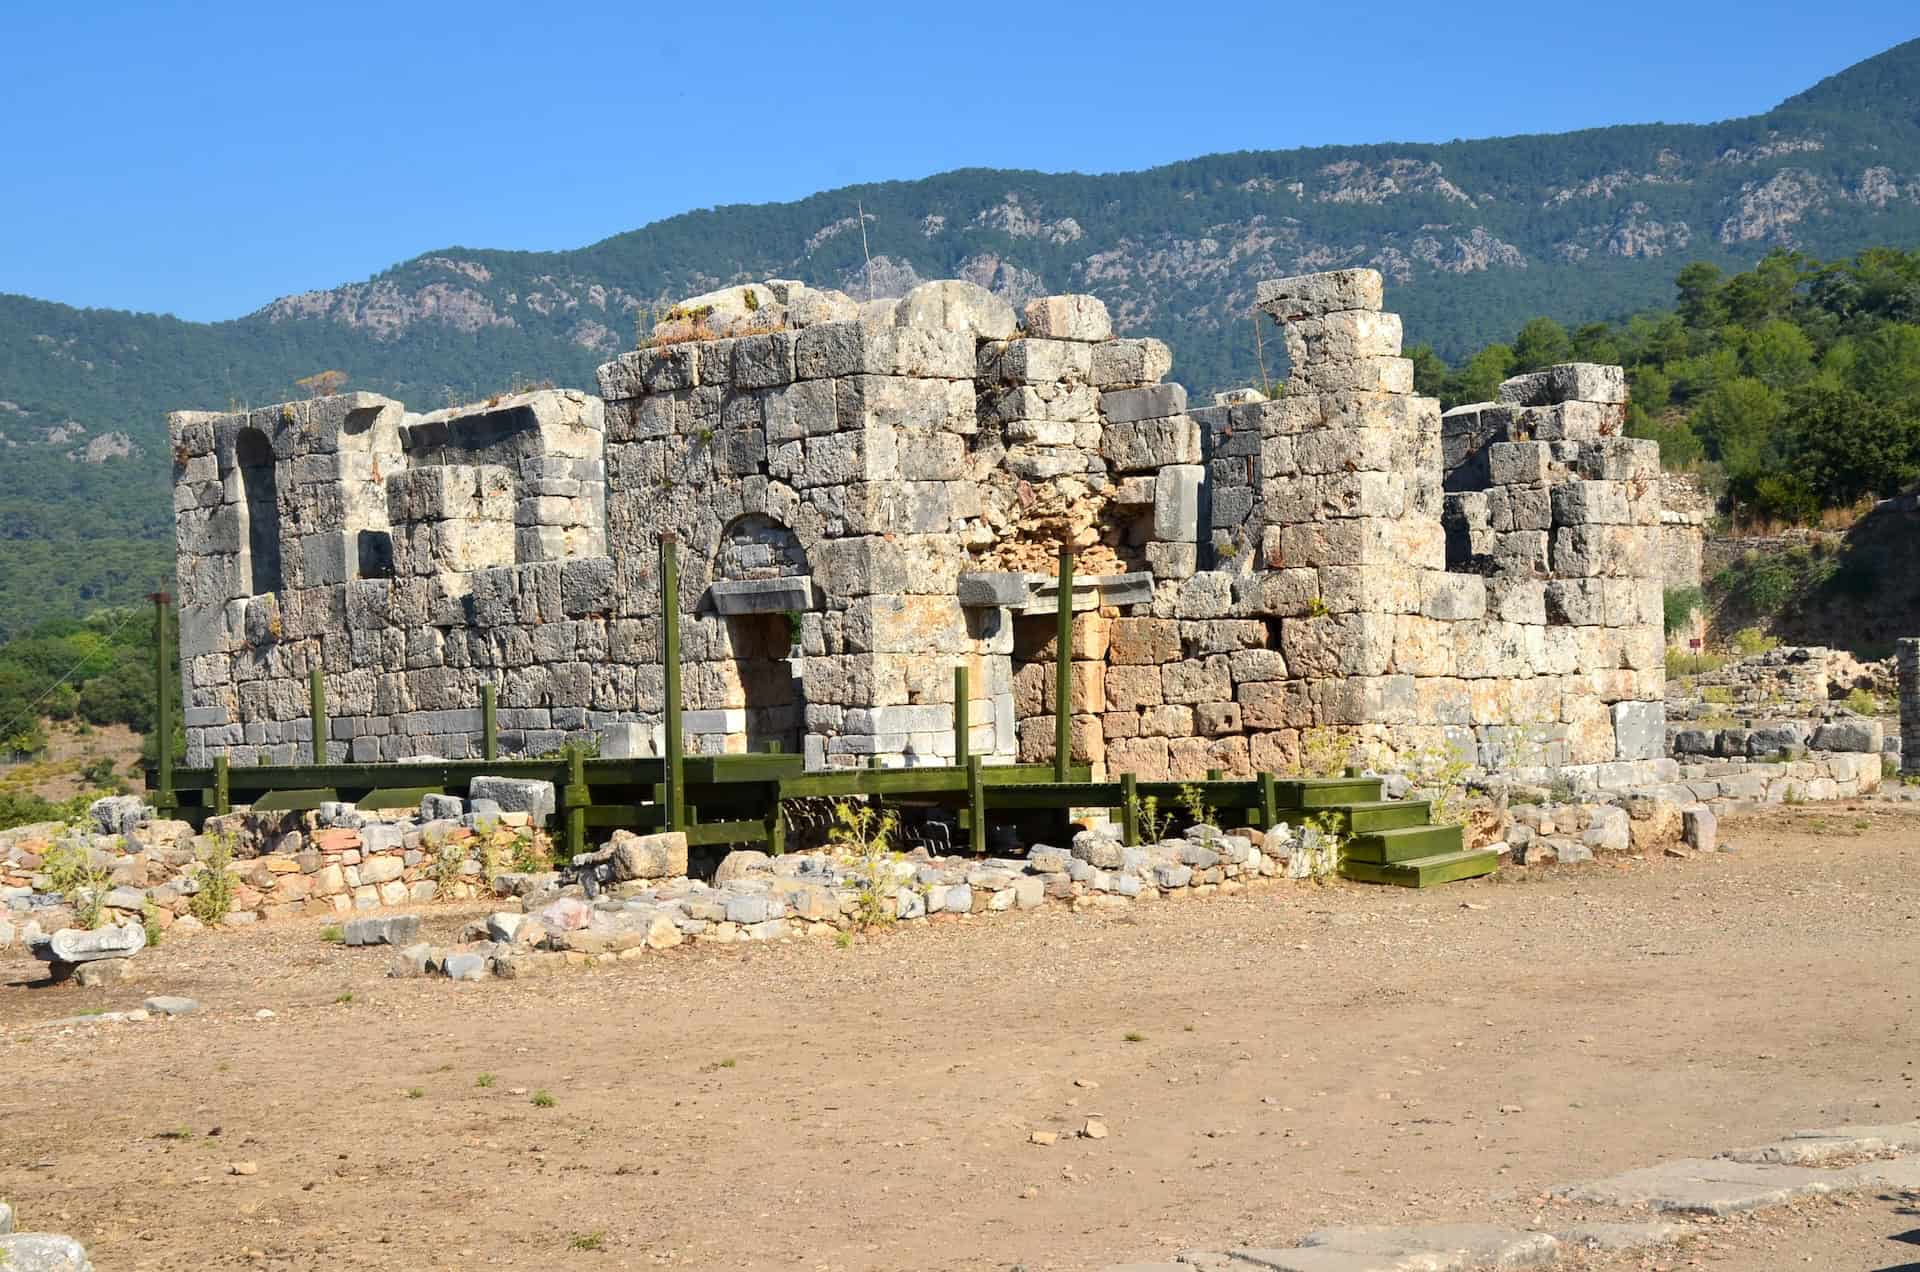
481;684;497;762
966;755;986;856
309;667;327;765
149;592;176;814
1120;771;1139;846
660;533;686;832
213;754;230;816
953;665;970;769
1258;771;1278;828
1053;545;1074;782
565;743;587;862
1207;767;1223;782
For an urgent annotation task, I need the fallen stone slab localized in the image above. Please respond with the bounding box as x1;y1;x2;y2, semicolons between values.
1841;1157;1920;1189
143;996;200;1017
1555;1157;1858;1215
1224;1223;1559;1271
1721;1120;1920;1164
1551;1221;1692;1252
0;1232;95;1271
468;777;556;825
343;915;421;947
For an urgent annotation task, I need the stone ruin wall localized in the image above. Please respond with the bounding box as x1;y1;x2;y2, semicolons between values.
169;268;1668;783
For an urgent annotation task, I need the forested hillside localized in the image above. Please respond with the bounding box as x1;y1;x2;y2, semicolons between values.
4;37;1920;633
1417;246;1920;521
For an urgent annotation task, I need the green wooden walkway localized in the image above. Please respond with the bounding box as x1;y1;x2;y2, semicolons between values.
142;541;1495;889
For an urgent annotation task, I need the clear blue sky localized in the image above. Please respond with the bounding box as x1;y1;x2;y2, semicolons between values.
1;0;1913;322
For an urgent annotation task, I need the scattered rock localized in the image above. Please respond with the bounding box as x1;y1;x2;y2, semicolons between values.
1081;1119;1109;1140
343;915;421;947
0;1233;94;1271
73;958;135;987
143;996;200;1016
1029;1130;1058;1146
227;1161;258;1176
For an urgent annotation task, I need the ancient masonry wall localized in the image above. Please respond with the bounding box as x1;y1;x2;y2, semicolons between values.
170;269;1667;781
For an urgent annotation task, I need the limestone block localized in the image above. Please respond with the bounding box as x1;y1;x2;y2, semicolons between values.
1162;656;1231;706
1255;269;1384;320
1550;362;1630;404
1106;735;1172;780
893;279;1017;339
1551;480;1631;526
1104;665;1164;711
1089;338;1174;387
1141;542;1193;580
1282;613;1394;679
1152;465;1205;541
1497;369;1554;407
834;374;972;434
1024;294;1114;342
1279;309;1404;365
1173;572;1234;619
1488;441;1552;485
1105;415;1201;471
1108;618;1181;665
1101;384;1188;424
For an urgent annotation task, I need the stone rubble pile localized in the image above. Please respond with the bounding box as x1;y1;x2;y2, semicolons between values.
1;789;559;954
383;820;1327;981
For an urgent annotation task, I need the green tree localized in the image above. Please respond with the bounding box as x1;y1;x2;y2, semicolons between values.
1689;376;1783;473
1510;317;1573;371
1742;318;1815;390
1674;261;1726;331
1406;343;1449;398
1786;381;1920;505
1445;343;1516;407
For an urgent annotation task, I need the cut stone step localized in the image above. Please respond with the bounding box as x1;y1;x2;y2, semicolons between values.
1341;848;1497;888
1343;824;1465;865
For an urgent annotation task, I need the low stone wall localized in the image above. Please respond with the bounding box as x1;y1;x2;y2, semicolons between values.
381;820;1315;980
0;793;555;950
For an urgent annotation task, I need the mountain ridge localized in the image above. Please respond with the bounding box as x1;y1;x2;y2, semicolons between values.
1;36;1918;636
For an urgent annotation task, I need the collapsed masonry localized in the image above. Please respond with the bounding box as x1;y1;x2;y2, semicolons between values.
169;269;1669;782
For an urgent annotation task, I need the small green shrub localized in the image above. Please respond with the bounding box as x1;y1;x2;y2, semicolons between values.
476;1073;496;1088
320;924;344;943
531;1090;556;1108
1176;782;1218;831
1843;687;1886;715
1662;586;1703;636
1127;793;1170;843
42;837;112;928
1731;627;1778;656
568;1231;607;1251
828;799;901;929
1666;650;1727;677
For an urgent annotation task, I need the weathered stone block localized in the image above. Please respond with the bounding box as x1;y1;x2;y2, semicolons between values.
1255;269;1384;320
1024;294;1113;342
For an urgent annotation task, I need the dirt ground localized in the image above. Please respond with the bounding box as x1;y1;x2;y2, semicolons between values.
2;803;1917;1272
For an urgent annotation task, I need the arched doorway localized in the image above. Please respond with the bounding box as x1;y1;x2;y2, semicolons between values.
235;427;283;595
711;515;812;756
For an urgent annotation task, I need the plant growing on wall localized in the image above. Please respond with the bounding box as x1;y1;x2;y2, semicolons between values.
827;799;902;930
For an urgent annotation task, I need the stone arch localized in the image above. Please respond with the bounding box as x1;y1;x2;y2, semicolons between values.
234;426;283;595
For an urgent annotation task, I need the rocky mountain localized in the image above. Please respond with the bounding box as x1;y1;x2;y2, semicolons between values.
2;37;1919;634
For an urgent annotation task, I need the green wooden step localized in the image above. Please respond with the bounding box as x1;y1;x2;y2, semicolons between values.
1292;778;1385;808
248;787;338;813
1343;823;1464;864
1342;848;1498;888
1344;800;1433;833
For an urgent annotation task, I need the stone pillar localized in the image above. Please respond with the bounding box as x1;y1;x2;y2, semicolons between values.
1900;637;1920;773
